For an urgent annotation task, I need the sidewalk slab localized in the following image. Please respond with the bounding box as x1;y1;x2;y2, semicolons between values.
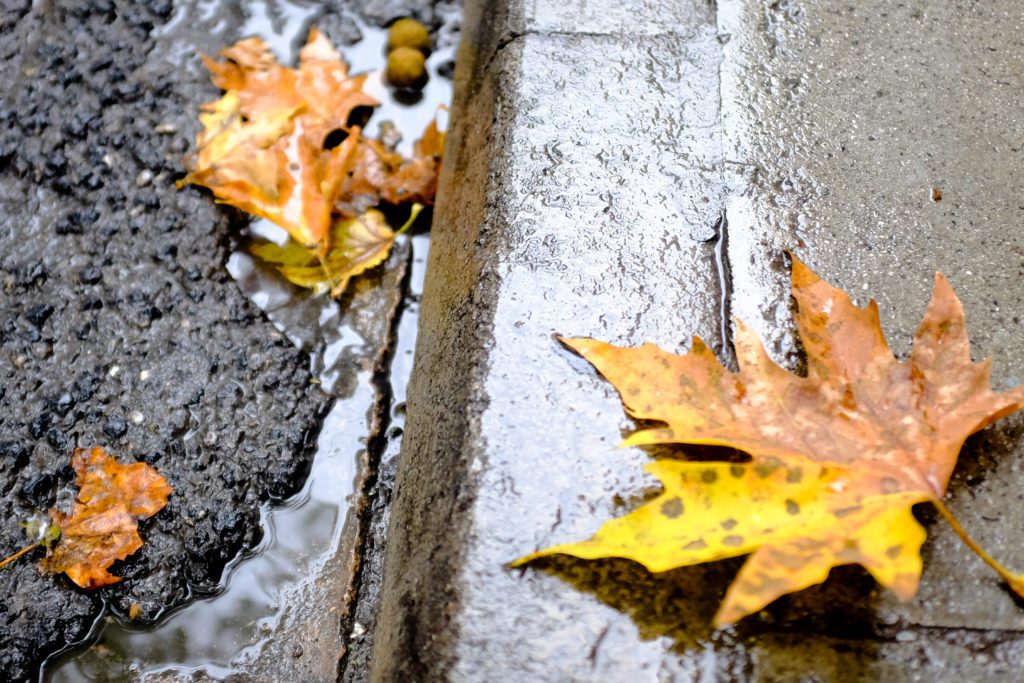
719;0;1024;632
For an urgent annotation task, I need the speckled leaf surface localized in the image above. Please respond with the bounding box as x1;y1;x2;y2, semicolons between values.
517;257;1024;625
42;447;171;589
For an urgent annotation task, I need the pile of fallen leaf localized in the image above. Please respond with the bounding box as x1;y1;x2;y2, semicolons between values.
0;30;444;595
516;257;1024;626
181;29;445;296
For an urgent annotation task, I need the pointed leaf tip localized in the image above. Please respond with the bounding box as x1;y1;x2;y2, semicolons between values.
789;253;818;289
559;336;601;357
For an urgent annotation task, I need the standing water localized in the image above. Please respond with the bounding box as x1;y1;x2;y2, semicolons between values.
45;0;455;679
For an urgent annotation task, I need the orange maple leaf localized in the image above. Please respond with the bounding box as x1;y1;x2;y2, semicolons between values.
516;256;1024;625
182;29;379;252
182;30;446;297
335;116;447;217
40;447;172;589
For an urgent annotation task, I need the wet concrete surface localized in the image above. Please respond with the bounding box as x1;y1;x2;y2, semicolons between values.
0;0;453;680
718;0;1024;634
373;0;1024;680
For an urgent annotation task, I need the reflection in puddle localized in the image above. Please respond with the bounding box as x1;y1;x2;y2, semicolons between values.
46;0;452;678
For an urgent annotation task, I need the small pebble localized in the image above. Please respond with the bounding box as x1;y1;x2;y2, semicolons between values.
386;47;428;90
387;17;431;53
129;410;144;425
155;123;177;134
136;170;153;187
109;365;121;377
139;370;150;381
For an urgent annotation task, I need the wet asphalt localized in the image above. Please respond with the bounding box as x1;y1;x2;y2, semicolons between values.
0;0;456;679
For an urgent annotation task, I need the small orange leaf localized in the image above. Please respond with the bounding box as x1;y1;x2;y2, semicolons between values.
336;115;447;217
41;447;172;589
515;256;1024;625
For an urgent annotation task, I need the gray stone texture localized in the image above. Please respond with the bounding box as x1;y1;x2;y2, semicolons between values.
373;0;1024;680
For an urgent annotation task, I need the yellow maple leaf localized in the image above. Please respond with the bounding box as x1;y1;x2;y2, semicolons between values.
515;256;1024;626
253;204;422;297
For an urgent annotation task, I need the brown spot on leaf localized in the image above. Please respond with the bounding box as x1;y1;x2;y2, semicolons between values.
881;477;902;494
786;467;803;483
683;539;708;551
723;535;744;547
721;518;738;531
754;457;783;479
660;497;684;519
730;464;745;478
773;552;808;570
785;499;800;516
886;544;902;559
833;504;863;518
702;469;719;484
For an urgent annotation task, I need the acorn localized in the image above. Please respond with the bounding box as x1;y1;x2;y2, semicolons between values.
387;17;431;53
386;46;428;90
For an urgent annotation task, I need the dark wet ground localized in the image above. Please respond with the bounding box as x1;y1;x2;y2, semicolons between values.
0;1;455;680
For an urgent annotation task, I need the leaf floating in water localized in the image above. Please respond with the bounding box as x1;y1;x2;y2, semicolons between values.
253;204;423;296
182;31;446;297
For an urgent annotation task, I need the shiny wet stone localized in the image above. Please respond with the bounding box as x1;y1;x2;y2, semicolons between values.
372;0;1024;680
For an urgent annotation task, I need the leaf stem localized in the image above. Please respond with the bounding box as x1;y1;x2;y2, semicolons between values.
933;499;1024;597
0;543;38;570
396;203;424;236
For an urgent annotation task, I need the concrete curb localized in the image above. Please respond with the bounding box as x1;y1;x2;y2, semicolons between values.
373;1;1024;680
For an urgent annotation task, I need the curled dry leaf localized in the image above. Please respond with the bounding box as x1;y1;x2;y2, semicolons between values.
337;115;446;216
41;447;172;589
515;256;1024;626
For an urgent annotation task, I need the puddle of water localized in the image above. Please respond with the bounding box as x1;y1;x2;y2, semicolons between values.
45;0;452;679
